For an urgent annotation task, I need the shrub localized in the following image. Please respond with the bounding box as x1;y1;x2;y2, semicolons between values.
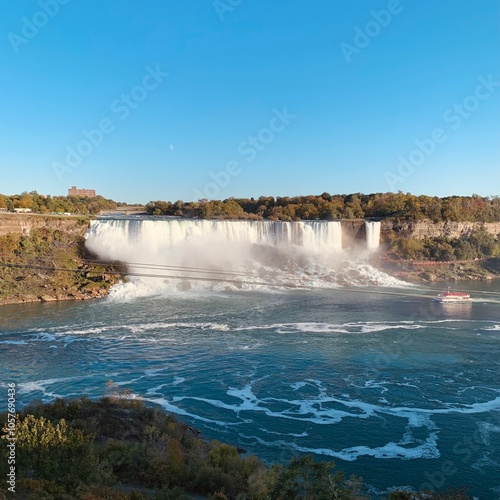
2;415;96;489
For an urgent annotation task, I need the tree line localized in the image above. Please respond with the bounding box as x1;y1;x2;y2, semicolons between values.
4;191;500;223
0;191;117;215
146;193;500;222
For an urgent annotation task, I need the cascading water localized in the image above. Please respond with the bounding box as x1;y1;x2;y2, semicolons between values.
85;218;403;296
85;218;342;260
365;221;381;250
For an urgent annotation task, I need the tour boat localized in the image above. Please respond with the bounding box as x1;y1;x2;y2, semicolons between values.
433;287;471;303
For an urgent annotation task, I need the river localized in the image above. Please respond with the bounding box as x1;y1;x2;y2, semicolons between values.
1;283;499;498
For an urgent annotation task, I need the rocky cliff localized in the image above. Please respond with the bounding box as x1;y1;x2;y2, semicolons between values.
0;213;123;305
0;213;89;237
381;219;500;240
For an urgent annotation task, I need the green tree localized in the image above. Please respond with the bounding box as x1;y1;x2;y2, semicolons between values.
267;455;361;500
2;414;96;488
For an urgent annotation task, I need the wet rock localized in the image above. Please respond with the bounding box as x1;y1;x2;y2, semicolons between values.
39;295;57;302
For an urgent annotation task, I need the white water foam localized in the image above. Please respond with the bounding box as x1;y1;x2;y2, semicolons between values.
481;324;500;331
145;396;244;428
243;432;440;461
146;378;500;462
17;376;84;400
291;382;308;390
8;318;475;350
235;321;426;335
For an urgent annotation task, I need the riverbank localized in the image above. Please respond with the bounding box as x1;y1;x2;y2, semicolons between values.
0;287;112;306
0;214;123;306
378;256;500;283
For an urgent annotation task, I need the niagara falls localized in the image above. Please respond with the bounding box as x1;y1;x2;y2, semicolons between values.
84;218;395;295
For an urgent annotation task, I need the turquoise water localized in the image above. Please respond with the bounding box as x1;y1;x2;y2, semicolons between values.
1;286;500;497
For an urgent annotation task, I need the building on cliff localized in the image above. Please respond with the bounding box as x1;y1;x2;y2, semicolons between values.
68;186;96;198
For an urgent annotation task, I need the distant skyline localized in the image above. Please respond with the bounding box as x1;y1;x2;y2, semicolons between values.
1;0;499;203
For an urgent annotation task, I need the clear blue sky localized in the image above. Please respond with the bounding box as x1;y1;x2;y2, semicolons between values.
1;0;499;203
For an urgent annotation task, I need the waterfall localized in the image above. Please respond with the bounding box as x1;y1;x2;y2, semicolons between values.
84;218;406;293
365;221;381;250
85;218;343;268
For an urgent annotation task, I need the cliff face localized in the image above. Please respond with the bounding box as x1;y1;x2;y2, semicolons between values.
3;214;498;241
0;213;88;237
0;214;123;305
340;219;500;245
339;220;365;247
381;220;500;240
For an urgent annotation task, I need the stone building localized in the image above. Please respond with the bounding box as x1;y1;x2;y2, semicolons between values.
68;186;96;198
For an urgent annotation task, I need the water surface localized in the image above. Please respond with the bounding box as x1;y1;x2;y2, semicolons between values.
1;287;499;497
